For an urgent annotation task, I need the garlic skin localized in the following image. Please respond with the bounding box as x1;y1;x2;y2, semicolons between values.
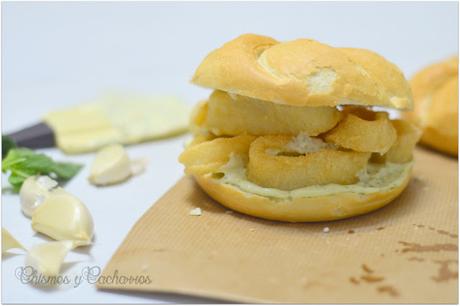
2;228;26;253
88;144;132;186
31;188;94;246
26;240;74;277
19;176;58;217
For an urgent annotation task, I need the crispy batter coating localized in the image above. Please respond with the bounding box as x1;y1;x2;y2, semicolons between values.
179;135;256;175
247;135;370;190
383;120;421;163
189;100;208;134
205;90;342;136
325;108;397;154
181;101;417;191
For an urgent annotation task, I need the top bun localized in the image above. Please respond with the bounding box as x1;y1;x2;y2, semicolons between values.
192;34;413;110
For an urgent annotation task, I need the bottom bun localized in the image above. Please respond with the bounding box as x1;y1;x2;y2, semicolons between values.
194;165;412;222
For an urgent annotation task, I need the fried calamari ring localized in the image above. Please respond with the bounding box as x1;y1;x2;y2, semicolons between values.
189;100;209;135
179;135;256;176
186;133;215;147
206;90;342;136
325;108;397;154
247;135;371;190
380;120;421;163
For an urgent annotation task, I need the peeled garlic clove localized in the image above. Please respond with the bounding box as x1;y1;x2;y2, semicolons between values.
26;240;74;277
2;228;26;253
31;188;94;246
88;144;132;186
20;176;58;217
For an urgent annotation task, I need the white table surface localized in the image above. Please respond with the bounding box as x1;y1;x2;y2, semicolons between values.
2;2;458;304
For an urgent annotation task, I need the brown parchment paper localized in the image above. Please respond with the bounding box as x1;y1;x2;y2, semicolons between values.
98;148;458;303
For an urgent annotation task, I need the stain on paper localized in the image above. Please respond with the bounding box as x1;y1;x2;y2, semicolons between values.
377;285;400;297
432;260;458;283
407;257;425;262
398;241;458;253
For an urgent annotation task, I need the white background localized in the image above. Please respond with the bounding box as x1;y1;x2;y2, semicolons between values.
2;1;458;304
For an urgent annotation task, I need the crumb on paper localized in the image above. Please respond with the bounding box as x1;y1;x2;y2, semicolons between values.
225;210;233;214
189;207;202;216
141;264;150;272
249;228;256;232
323;227;330;233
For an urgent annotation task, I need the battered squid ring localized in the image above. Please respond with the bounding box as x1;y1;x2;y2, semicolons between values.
189;100;209;135
247;135;371;190
376;120;422;163
179;134;256;176
325;108;397;154
205;90;342;136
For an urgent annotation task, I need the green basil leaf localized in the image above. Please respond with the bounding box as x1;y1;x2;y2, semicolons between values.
2;148;83;192
2;136;17;159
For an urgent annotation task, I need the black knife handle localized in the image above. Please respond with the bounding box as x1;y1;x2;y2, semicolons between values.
6;122;55;149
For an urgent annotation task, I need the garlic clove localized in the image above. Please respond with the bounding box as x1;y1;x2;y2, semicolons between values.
26;240;74;277
88;144;132;186
2;228;26;253
19;176;58;217
31;188;94;246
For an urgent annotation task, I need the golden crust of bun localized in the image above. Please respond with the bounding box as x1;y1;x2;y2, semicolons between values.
408;56;458;155
194;170;411;222
192;34;413;110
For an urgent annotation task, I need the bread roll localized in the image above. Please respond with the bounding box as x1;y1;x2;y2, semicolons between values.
408;56;458;155
181;34;417;222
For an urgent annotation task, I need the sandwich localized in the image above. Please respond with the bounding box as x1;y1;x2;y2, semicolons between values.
179;34;421;222
406;56;458;156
